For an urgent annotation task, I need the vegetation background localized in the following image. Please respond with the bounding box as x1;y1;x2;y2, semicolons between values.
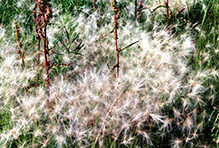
0;0;219;147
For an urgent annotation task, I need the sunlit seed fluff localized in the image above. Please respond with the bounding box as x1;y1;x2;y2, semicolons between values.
0;2;217;147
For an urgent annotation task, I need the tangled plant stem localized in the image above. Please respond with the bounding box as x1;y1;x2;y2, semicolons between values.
93;91;123;148
34;0;53;100
111;0;121;78
135;0;138;18
165;0;170;34
15;23;24;71
33;6;41;82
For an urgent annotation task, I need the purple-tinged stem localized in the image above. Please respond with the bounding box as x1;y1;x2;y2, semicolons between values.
135;0;138;18
165;0;170;34
114;18;119;78
42;3;50;98
43;26;50;97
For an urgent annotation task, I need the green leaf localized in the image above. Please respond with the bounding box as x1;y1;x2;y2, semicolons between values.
73;41;84;53
119;40;139;52
70;33;79;46
150;5;166;14
64;25;70;41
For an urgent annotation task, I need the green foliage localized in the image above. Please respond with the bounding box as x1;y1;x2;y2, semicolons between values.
211;113;219;145
0;0;18;25
52;0;93;15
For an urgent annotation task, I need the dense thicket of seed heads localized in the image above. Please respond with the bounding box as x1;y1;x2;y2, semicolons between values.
0;1;218;147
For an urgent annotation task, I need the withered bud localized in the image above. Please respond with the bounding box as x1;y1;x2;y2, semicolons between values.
17;41;22;49
113;30;118;40
17;49;22;54
165;1;168;6
116;9;121;19
111;0;117;12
